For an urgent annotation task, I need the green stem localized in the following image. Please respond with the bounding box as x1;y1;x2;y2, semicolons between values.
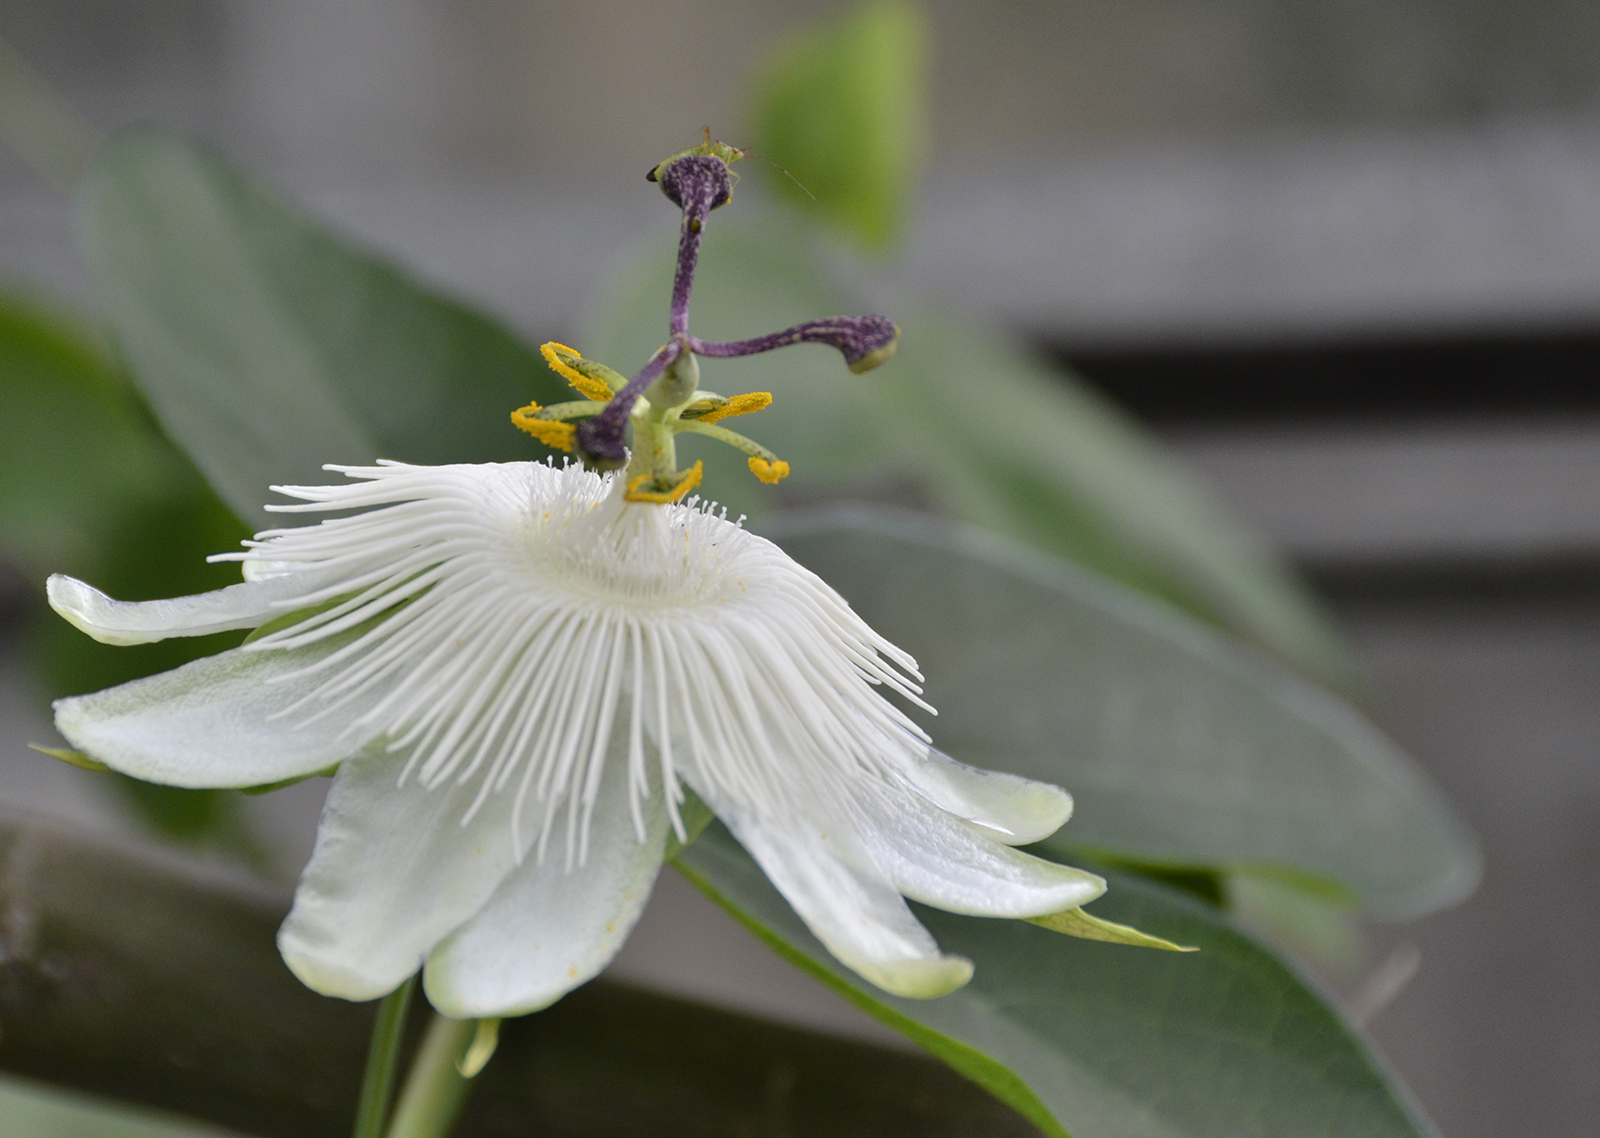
353;975;417;1138
384;1013;480;1138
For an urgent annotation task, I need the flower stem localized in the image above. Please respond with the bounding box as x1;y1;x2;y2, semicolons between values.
352;975;417;1138
383;1013;481;1138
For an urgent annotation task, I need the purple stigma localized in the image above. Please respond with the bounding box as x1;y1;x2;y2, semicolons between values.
561;142;902;476
657;155;733;336
655;154;734;213
691;315;901;374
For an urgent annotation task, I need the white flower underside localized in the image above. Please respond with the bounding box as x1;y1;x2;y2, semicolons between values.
50;461;1103;1015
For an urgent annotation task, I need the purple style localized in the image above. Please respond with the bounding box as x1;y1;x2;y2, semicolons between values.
575;147;899;471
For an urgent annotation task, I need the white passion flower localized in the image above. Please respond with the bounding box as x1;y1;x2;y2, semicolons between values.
48;460;1105;1015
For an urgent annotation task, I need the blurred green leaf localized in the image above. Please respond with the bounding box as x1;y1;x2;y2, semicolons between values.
678;824;1437;1138
0;1073;241;1137
0;289;254;844
1225;867;1367;976
768;508;1478;918
1074;853;1366;972
748;0;929;252
77;126;566;529
583;219;1356;687
0;292;184;572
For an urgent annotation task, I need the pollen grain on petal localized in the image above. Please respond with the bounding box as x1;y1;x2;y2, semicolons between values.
747;457;790;484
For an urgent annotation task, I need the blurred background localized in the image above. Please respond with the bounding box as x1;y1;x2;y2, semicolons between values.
1;3;1598;1136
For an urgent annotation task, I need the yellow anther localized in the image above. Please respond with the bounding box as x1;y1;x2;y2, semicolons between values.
698;391;772;424
748;457;790;484
511;404;576;452
625;461;704;503
540;342;616;402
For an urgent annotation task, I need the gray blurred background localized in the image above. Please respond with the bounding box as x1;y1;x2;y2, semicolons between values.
2;3;1599;1136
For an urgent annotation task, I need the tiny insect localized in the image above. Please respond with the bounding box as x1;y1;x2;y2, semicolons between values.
647;128;815;200
646;127;747;185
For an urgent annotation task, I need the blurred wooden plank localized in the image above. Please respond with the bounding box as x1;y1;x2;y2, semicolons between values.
0;810;1039;1137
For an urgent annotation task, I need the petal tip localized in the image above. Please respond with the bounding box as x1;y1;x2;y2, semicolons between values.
278;934;411;1004
867;954;975;999
47;575;148;646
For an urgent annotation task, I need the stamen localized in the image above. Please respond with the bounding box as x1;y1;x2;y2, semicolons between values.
625;461;704;503
540;342;622;402
748;457;790;484
673;419;788;484
511;404;577;451
695;392;772;424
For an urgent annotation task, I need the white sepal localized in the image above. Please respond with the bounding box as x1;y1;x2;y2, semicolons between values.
277;744;523;1002
52;631;386;788
858;789;1105;917
423;734;670;1018
702;782;974;1000
901;747;1074;844
46;570;331;646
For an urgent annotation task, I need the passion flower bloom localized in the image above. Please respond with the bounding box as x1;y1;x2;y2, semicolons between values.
49;460;1104;1014
43;134;1109;1019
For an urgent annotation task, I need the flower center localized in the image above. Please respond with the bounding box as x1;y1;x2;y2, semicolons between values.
508;135;899;502
514;466;750;611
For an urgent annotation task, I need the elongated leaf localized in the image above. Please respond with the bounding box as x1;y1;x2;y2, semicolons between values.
0;1075;241;1138
0;292;184;571
0;290;254;844
77;126;566;528
748;0;930;252
766;508;1478;918
678;823;1438;1138
581;219;1356;687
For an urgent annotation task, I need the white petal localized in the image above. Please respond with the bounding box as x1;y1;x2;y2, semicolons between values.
422;750;669;1018
277;745;523;1002
901;748;1074;845
46;570;338;646
52;634;383;788
701;783;973;999
858;789;1105;918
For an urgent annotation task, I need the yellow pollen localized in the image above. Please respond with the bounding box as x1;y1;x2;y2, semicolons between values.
748;456;790;484
699;391;772;424
540;341;615;402
511;404;576;452
625;461;704;503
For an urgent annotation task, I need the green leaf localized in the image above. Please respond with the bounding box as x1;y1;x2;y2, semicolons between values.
77;126;567;529
0;291;187;573
748;0;930;252
660;786;717;862
1225;866;1367;975
584;220;1356;687
892;302;1358;688
767;508;1479;919
1028;906;1196;953
677;824;1437;1138
0;1073;241;1138
0;289;257;845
